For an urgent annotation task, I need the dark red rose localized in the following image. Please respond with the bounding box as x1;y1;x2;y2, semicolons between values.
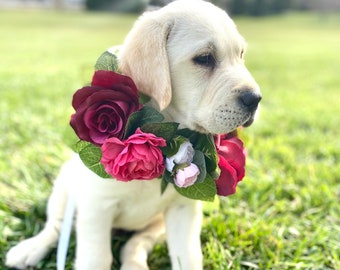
70;70;140;145
214;133;246;196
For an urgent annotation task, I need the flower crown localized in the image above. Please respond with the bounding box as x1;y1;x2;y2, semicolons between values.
69;49;247;201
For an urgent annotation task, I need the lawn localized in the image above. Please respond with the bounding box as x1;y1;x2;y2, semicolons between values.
1;8;340;270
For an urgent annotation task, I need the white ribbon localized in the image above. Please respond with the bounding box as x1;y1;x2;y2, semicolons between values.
57;193;76;270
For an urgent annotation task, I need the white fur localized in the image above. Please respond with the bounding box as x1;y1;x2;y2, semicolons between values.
6;1;260;269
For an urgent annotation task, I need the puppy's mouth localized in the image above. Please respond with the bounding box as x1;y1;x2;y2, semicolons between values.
242;114;255;127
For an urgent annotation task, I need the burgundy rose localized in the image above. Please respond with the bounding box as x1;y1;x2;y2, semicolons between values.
101;128;166;181
214;133;246;196
70;70;140;145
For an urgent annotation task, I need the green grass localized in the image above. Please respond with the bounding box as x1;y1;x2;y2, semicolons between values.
1;9;340;270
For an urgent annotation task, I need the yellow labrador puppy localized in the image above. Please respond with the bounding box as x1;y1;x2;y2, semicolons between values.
6;0;261;269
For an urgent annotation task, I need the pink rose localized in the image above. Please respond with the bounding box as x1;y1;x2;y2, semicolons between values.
70;70;140;145
214;134;246;196
100;128;166;181
174;163;200;188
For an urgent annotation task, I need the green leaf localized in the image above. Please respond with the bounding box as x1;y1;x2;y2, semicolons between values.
162;135;187;157
196;134;219;173
138;106;164;124
73;140;92;153
161;178;169;194
79;143;111;178
192;150;207;184
138;92;151;104
141;122;179;141
162;169;175;184
210;166;221;180
124;106;165;138
174;174;217;202
95;51;119;72
176;128;199;142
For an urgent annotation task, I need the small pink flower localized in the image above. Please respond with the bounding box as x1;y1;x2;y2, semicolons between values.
174;163;200;188
101;128;166;181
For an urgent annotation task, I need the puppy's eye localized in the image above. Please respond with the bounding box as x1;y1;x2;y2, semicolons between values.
193;53;216;68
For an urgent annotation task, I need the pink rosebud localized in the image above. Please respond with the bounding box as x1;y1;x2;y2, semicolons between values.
174;163;200;188
101;128;166;181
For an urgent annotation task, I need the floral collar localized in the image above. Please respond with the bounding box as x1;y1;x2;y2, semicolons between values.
69;50;246;201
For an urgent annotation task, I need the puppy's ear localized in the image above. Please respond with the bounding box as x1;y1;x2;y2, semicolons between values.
118;13;173;111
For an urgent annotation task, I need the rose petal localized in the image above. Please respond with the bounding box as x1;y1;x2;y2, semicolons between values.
92;70;138;96
101;138;125;160
216;155;238;196
70;106;92;142
72;86;103;110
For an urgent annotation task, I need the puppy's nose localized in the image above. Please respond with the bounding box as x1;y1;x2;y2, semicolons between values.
239;91;262;111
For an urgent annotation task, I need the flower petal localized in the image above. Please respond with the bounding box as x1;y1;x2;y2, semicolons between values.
216;155;238;196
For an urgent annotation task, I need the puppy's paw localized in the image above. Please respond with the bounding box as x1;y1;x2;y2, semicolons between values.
6;237;51;269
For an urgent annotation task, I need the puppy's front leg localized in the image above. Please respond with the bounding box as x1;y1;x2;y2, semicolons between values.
75;197;117;270
165;199;203;270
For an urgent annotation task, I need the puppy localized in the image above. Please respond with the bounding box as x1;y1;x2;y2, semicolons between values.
6;0;261;269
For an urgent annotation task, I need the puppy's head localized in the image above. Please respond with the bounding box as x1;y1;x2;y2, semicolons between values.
119;0;261;135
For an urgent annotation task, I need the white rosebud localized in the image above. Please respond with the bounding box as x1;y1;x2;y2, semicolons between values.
165;141;195;172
